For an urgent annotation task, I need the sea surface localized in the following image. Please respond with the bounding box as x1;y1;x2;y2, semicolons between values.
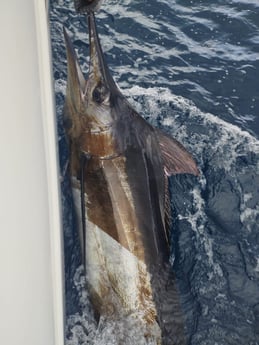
49;0;259;344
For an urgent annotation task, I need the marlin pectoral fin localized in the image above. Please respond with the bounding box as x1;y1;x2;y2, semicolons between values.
155;129;199;176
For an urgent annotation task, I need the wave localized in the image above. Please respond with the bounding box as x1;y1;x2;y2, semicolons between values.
62;85;259;344
49;0;259;343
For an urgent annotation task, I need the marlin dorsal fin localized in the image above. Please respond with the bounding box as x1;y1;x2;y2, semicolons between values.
155;129;199;176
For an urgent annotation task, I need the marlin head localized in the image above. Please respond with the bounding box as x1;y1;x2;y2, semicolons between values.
63;13;125;161
84;12;121;130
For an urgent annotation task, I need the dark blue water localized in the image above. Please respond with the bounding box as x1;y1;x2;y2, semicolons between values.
49;0;259;344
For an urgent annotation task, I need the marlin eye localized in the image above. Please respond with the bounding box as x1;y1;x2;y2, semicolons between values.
92;86;102;103
92;84;108;104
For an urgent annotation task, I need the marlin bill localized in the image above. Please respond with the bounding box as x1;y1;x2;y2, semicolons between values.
63;5;199;345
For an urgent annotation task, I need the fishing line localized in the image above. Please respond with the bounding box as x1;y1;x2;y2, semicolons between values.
80;152;91;267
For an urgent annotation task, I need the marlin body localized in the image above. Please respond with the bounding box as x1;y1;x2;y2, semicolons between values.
63;11;198;344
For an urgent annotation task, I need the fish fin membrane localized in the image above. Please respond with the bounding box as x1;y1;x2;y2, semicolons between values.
155;129;199;176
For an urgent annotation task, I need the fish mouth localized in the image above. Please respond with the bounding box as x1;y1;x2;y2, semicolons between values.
87;12;118;96
63;12;118;112
88;12;117;92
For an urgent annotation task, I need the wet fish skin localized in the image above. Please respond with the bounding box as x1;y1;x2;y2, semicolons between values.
63;10;198;345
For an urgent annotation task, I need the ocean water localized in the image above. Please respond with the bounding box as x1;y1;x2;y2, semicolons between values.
49;0;259;344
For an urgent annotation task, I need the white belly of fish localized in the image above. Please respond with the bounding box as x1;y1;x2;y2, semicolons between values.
72;185;161;341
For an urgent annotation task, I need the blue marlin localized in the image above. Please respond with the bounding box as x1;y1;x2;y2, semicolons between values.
63;9;198;344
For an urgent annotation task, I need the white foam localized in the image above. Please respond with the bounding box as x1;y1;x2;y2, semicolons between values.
64;84;259;343
255;258;259;273
240;206;259;231
179;187;224;279
125;85;259;170
65;266;159;345
65;86;258;343
124;85;258;280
